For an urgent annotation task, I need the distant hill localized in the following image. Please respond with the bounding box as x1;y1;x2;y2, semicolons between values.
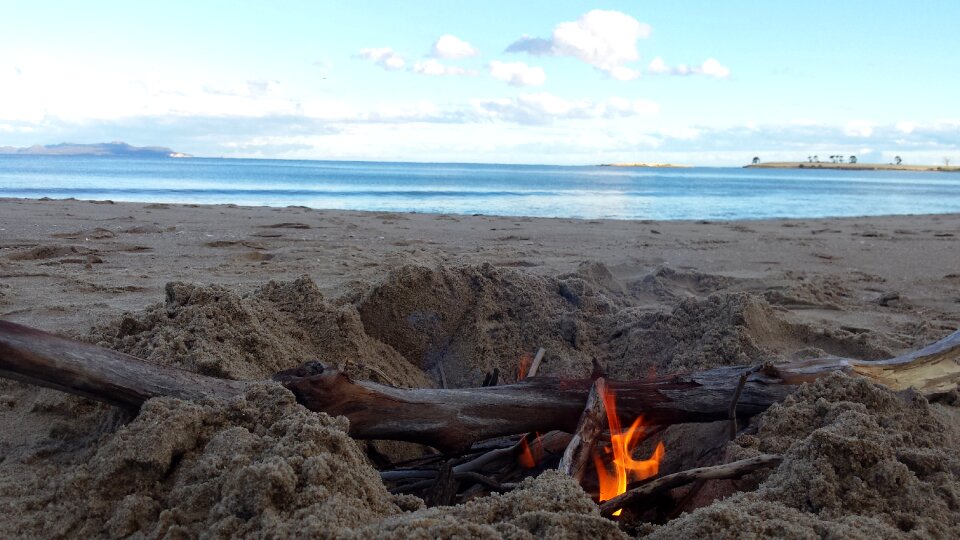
0;142;191;158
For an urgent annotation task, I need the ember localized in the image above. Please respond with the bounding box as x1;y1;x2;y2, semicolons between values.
518;432;544;468
593;384;666;516
517;352;532;380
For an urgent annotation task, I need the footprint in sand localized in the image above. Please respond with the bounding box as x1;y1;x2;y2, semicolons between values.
7;245;94;261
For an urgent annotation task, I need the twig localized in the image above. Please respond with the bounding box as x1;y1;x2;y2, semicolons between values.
599;454;782;517
728;373;748;439
558;377;608;482
528;347;546;377
728;365;761;439
391;472;518;495
481;367;500;387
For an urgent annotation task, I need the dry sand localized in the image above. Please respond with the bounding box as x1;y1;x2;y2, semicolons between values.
1;197;959;538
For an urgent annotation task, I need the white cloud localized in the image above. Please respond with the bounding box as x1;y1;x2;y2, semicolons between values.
506;10;649;80
896;121;916;134
648;57;669;74
411;58;474;77
647;57;730;78
698;58;730;78
431;34;478;59
473;92;659;124
845;120;876;137
356;47;406;71
488;61;546;87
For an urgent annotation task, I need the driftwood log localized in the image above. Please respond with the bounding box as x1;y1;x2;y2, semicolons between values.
2;320;960;450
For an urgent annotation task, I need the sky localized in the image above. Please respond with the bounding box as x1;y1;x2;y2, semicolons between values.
1;1;959;165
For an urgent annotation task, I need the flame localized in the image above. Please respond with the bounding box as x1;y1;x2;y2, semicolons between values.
593;384;666;516
517;352;533;380
518;432;544;468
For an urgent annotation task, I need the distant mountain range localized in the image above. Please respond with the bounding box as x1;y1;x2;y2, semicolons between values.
0;142;191;158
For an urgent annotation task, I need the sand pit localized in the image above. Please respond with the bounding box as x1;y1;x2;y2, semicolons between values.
3;266;960;538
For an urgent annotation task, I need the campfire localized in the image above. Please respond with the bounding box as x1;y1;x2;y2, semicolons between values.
1;319;959;526
593;384;665;515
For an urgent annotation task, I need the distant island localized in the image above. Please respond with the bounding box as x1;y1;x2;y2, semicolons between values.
599;162;690;168
0;142;191;158
745;161;959;172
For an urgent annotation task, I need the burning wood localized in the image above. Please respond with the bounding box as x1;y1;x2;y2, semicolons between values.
2;319;960;519
598;453;783;517
593;380;666;515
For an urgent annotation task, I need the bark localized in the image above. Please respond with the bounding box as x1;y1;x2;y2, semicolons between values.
558;377;608;481
2;319;959;450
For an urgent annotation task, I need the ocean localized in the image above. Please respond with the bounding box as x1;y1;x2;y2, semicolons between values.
1;155;959;221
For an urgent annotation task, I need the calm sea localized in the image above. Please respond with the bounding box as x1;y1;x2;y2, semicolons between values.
1;155;959;220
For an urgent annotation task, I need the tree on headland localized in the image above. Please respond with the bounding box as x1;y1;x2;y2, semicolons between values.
946;158;952;167
894;156;902;165
814;155;819;163
807;156;813;163
752;156;760;164
838;156;845;163
849;155;857;164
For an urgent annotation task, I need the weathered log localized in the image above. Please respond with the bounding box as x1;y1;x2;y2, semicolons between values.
0;320;246;410
2;320;959;450
558;377;608;481
599;454;783;517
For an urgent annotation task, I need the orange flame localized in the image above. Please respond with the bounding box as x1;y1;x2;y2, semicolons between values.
517;352;533;380
593;384;666;516
518;432;544;468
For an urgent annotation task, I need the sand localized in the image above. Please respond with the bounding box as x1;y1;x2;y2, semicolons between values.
1;197;960;538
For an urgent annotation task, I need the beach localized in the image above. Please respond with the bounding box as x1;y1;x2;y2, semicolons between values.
2;197;960;537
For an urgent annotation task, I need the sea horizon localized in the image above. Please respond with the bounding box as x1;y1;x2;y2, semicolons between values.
3;154;960;221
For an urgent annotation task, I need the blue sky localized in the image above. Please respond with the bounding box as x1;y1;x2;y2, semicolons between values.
1;1;959;165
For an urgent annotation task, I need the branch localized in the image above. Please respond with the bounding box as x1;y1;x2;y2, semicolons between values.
0;320;246;411
599;454;783;517
558;377;608;481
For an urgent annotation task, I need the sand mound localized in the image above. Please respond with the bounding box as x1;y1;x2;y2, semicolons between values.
629;266;732;302
88;276;429;387
0;384;412;538
356;263;620;386
354;471;625;539
0;385;623;539
649;373;960;538
605;293;774;376
763;273;852;310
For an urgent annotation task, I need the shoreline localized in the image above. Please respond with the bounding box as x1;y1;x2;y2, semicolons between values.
4;195;960;223
746;161;960;172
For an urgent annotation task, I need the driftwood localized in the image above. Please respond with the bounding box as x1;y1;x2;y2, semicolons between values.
558;377;608;481
599;454;783;517
2;320;960;450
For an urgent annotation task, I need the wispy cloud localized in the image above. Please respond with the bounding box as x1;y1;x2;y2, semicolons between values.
411;59;476;77
473;93;659;124
488;61;546;87
506;10;650;80
647;57;731;79
355;47;406;71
